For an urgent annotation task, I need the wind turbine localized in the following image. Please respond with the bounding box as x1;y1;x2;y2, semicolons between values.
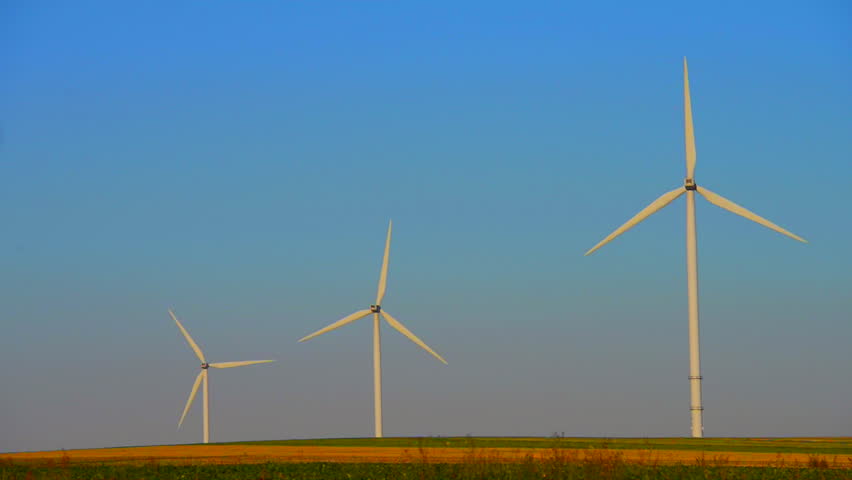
170;309;274;444
584;58;806;438
299;220;447;438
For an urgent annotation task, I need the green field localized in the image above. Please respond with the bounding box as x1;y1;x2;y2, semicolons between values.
230;436;852;455
2;460;850;480
4;437;850;479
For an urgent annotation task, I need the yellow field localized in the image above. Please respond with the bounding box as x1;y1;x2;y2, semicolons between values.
4;444;851;468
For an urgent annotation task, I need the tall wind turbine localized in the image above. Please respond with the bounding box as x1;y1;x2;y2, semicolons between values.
584;58;806;438
299;220;447;438
170;309;274;443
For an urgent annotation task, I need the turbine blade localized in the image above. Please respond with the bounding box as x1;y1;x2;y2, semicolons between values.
298;309;373;342
697;186;807;243
381;311;447;365
684;57;697;179
170;309;206;363
209;360;275;369
376;220;393;305
178;371;204;428
585;187;685;256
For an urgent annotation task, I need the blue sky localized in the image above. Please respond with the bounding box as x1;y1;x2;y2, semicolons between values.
1;1;850;452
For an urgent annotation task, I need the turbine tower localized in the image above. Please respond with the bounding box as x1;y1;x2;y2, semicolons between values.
299;220;447;438
170;309;274;443
584;58;806;438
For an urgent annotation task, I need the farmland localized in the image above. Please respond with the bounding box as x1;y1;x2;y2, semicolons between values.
234;436;852;455
2;437;851;479
3;460;852;480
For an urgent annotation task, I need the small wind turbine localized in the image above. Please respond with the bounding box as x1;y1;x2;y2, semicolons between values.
584;58;806;438
299;220;447;438
170;309;274;444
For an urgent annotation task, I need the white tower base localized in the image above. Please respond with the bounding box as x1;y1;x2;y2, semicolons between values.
373;313;383;438
686;189;704;438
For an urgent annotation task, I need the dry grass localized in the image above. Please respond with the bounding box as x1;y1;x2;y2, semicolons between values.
3;444;851;469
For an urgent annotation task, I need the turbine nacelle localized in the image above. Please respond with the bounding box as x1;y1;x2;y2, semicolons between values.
370;304;381;313
200;363;210;369
684;178;697;190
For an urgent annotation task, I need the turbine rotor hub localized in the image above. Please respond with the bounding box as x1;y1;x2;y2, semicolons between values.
370;304;381;313
201;363;209;369
684;178;697;190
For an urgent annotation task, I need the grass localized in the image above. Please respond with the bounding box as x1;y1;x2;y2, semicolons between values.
227;436;852;455
4;437;850;479
2;456;850;480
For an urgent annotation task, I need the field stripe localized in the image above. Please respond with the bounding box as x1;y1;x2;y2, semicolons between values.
3;445;852;468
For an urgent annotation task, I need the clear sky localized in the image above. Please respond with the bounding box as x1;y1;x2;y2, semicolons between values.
1;1;850;452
